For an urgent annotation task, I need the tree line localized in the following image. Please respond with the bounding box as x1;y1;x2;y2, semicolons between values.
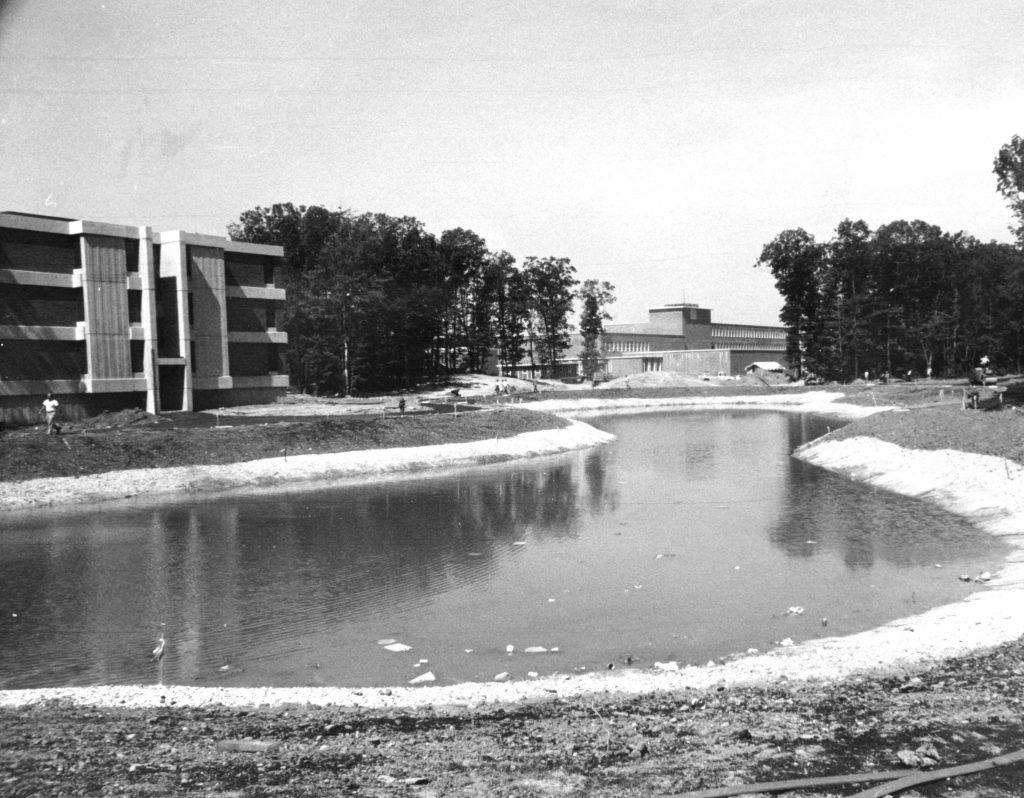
755;135;1024;381
228;204;614;394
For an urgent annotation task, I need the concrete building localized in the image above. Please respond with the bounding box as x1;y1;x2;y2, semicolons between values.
510;302;787;380
0;212;287;425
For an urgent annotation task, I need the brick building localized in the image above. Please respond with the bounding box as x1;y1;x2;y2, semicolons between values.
0;212;287;425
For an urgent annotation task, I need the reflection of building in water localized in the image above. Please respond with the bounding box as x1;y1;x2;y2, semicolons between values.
506;302;787;380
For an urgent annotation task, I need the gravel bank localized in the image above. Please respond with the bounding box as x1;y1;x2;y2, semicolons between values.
0;419;612;514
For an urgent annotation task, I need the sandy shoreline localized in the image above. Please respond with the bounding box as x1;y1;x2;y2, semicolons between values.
0;419;614;515
3;391;1022;709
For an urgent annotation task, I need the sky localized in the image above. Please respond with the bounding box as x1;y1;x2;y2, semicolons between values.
1;0;1022;327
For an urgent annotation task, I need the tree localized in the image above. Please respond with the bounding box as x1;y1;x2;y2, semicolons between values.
438;228;492;373
754;228;826;377
490;252;530;374
994;134;1024;246
577;279;615;379
522;256;578;376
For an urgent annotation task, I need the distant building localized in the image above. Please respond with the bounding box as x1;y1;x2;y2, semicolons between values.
508;302;787;380
0;212;287;424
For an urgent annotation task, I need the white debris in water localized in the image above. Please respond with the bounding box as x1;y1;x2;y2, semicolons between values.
383;643;411;653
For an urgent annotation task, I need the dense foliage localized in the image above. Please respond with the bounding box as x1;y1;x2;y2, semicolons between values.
577;279;615;379
994;134;1024;247
754;134;1024;382
228;204;592;394
755;219;1024;381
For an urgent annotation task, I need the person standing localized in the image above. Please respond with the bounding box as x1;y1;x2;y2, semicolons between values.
41;393;61;435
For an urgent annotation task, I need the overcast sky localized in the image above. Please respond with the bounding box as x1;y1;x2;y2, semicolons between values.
1;0;1021;326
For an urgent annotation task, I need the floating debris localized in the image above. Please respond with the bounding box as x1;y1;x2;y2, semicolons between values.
493;671;509;682
786;606;805;615
777;637;795;647
506;644;515;654
408;671;435;685
377;638;397;645
524;646;548;654
383;643;412;653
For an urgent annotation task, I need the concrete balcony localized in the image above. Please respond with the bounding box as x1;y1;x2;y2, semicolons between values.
227;330;288;344
225;285;286;301
0;268;82;289
0;323;85;341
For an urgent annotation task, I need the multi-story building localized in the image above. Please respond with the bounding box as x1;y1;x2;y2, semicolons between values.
0;212;288;425
509;302;788;380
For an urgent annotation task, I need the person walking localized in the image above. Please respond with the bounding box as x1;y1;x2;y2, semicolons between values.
41;393;61;435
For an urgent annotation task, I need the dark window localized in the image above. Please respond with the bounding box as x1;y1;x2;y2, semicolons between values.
128;290;142;324
0;227;79;274
226;297;266;332
0;284;83;326
224;252;269;287
125;239;139;273
130;340;145;373
0;339;86;380
228;343;278;376
156;276;179;357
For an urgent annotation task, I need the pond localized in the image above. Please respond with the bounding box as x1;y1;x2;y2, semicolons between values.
0;410;1006;690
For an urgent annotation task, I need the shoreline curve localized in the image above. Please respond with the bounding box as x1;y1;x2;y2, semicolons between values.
4;393;1022;709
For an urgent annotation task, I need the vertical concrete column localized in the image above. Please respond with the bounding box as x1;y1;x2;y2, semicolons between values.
160;237;194;411
137;226;158;415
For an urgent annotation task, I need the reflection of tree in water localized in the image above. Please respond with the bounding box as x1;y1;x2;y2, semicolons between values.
583;449;618;513
767;467;1000;571
154;462;605;651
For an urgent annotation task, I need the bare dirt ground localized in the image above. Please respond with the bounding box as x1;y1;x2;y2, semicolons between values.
3;375;1024;797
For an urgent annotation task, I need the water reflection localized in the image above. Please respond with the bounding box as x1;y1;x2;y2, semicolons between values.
0;410;1007;689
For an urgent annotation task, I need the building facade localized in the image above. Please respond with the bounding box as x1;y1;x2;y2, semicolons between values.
509;302;787;380
0;212;287;425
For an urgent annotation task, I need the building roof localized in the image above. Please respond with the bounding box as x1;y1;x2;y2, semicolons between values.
745;361;785;372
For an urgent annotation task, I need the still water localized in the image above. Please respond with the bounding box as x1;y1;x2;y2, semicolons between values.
0;410;1005;690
